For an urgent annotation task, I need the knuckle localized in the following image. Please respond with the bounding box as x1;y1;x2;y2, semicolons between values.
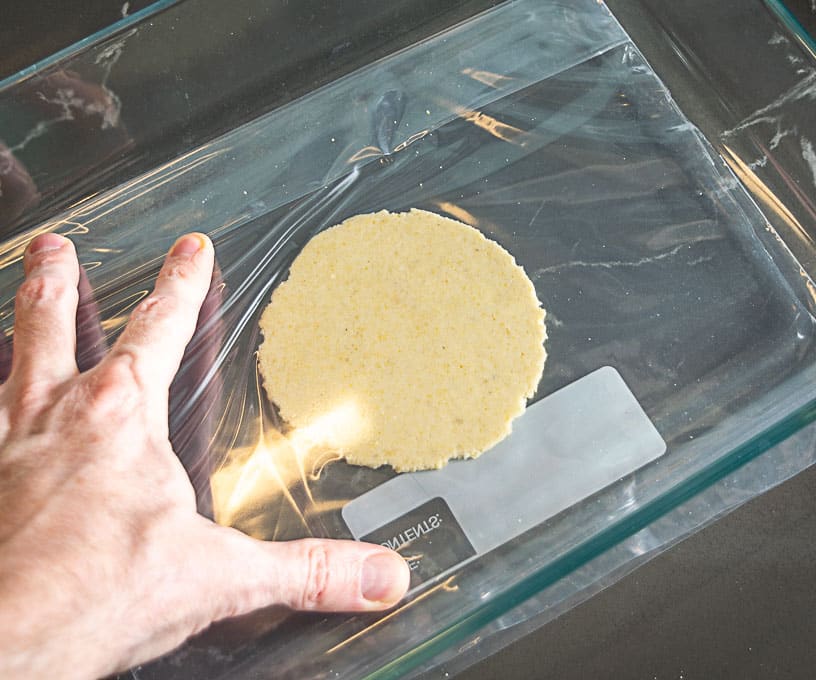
131;294;180;325
6;380;49;426
161;259;198;284
298;543;331;610
86;350;144;417
16;275;77;308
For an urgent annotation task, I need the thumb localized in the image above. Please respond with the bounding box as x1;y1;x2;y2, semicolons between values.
202;526;410;620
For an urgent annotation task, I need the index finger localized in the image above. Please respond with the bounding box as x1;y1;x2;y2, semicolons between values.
105;233;214;395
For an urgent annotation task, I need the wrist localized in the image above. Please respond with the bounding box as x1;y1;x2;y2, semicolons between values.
0;558;109;680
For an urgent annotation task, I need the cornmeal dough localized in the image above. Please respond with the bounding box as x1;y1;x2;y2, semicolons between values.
258;209;547;472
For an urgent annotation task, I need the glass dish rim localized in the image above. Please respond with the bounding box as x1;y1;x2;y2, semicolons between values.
763;0;816;56
0;0;181;91
1;0;813;94
365;395;816;678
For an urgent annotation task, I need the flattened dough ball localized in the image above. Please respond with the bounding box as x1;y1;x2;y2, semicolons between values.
258;209;547;472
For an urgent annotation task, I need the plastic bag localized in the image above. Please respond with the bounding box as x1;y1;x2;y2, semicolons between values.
1;0;815;678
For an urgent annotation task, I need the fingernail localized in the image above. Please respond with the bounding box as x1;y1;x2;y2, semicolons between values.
171;233;207;258
28;232;68;254
362;552;409;604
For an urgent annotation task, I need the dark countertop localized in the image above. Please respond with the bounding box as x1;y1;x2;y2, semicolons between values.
3;2;816;679
463;462;816;680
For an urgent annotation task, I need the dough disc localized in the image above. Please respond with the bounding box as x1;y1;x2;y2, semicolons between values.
258;209;547;472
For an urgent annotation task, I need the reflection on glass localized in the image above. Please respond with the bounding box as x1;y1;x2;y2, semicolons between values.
211;399;367;531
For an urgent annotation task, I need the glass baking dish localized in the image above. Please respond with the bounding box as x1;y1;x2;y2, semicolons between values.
1;1;815;678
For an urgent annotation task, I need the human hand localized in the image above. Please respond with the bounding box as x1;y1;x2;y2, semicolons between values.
0;232;409;680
